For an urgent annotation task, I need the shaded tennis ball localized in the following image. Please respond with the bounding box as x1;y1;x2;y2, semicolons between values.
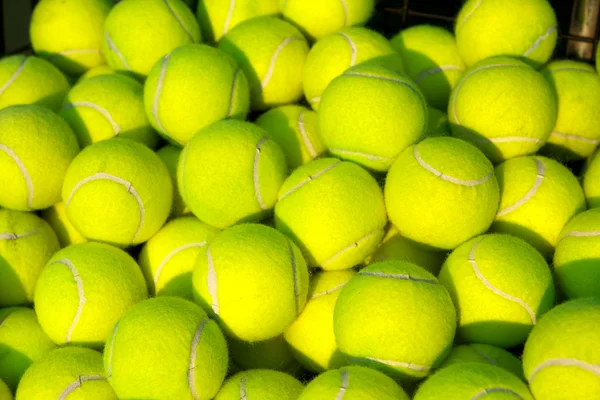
78;64;116;81
274;158;386;270
385;137;499;250
391;24;466;110
0;105;79;211
448;56;557;163
0;209;59;306
40;201;87;248
103;0;201;78
255;105;325;169
215;370;304;400
138;216;219;298
229;335;301;375
62;138;172;246
0;379;9;400
523;298;600;400
492;155;585;258
145;43;250;146
585;150;600;208
178;120;287;229
304;27;404;110
319;64;427;172
334;261;456;381
424;106;449;138
455;0;557;67
16;347;116;400
219;17;309;110
156;145;189;218
104;296;228;400
440;344;524;380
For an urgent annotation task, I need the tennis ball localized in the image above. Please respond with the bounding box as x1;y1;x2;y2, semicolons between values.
391;25;466;110
255;105;325;169
334;261;456;381
178;120;287;229
455;0;557;67
16;347;116;400
219;16;309;110
0;105;79;211
385;137;499;250
274;158;387;270
145;44;250;146
303;27;404;110
319;64;427;172
62;138;172;246
492;155;585;258
104;296;228;400
440;344;524;379
448;56;557;163
0;209;60;306
298;366;409;400
215;370;304;400
40;202;87;248
523;297;600;400
196;0;280;43
156;145;189;218
439;234;554;348
229;335;301;375
424;106;449;138
0;307;56;391
284;270;356;372
78;64;116;81
103;0;201;79
413;363;534;400
585;150;600;208
193;223;309;342
30;0;112;75
0;379;9;400
138;216;219;298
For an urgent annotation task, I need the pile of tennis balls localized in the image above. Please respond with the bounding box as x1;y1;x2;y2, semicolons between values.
1;0;600;399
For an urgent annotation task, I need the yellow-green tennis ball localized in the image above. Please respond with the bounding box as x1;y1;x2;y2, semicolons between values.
455;0;557;68
40;201;87;248
62;138;172;246
216;370;304;400
284;270;355;372
0;379;10;400
138;216;219;298
104;296;228;400
78;64;116;81
319;64;427;172
440;344;524;380
448;56;557;163
145;44;250;146
178;120;287;229
585;150;600;208
193;223;309;342
219;16;309;110
385;137;499;250
275;158;386;270
0;308;56;391
523;297;600;400
424;106;449;138
156;144;189;218
103;0;201;79
492;155;585;258
0;105;79;211
229;335;301;375
439;234;554;348
0;209;59;306
304;27;404;110
391;25;466;110
255;105;325;169
17;347;116;400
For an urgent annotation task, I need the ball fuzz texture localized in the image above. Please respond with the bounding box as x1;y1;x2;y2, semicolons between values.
440;344;524;379
585;150;600;208
215;370;304;400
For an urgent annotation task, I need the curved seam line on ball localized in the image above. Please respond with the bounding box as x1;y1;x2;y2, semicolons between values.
223;0;236;35
105;322;119;378
104;32;131;71
0;56;27;97
496;158;545;217
524;25;557;57
337;32;357;66
529;358;600;383
550;67;597;74
471;387;523;400
309;96;321;105
51;258;88;343
471;347;498;366
54;49;101;57
0;227;39;240
152;55;171;139
455;0;483;32
335;369;350;400
261;37;302;91
253;137;270;210
278;160;342;200
329;148;395;162
360;270;437;284
0;143;34;208
188;318;208;400
297;111;318;158
227;68;241;117
415;65;465;84
551;131;600;145
288;240;300;314
164;0;195;41
338;0;349;26
62;101;121;136
322;227;384;268
366;357;431;372
239;374;249;400
310;280;350;300
206;246;220;315
179;144;191;204
154;241;208;288
559;230;600;241
57;375;106;400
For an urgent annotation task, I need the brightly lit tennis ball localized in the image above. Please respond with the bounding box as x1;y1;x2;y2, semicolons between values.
40;201;87;248
229;335;301;375
215;370;304;400
440;344;524;379
156;145;189;218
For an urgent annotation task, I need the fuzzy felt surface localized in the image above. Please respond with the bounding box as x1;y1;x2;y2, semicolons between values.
215;369;303;400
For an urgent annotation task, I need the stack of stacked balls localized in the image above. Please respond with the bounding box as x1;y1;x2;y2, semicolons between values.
1;0;600;398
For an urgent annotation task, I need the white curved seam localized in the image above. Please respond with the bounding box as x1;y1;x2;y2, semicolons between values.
253;137;270;210
338;32;357;66
524;25;557;57
106;322;119;378
164;0;194;40
551;131;600;145
338;0;349;26
57;375;106;400
297;111;318;158
239;375;249;400
471;347;498;366
560;230;600;241
497;158;545;217
104;32;131;71
335;369;349;400
310;96;321;104
322;227;383;268
529;358;600;383
366;357;431;372
0;56;26;97
261;37;301;90
227;68;240;117
223;0;236;35
51;259;87;343
344;71;407;86
550;67;597;74
206;246;219;315
415;65;465;83
55;49;100;57
0;143;34;208
0;227;39;240
414;145;492;186
311;280;350;300
475;136;541;144
471;388;523;400
279;160;341;200
188;318;208;400
179;144;191;204
456;0;482;31
288;240;300;314
63;101;121;136
360;270;438;284
152;55;170;137
154;242;207;288
330;148;395;162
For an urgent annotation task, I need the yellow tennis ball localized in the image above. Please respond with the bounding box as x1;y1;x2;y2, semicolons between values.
319;64;427;172
448;56;557;163
0;105;79;211
156;144;190;218
62;138;172;246
492;155;585;258
78;64;116;81
439;234;555;348
523;297;600;400
274;158;387;270
215;370;304;400
0;379;10;400
424;106;449;138
103;0;201;78
440;344;524;380
17;347;116;399
385;137;499;250
585;149;600;208
138;216;219;298
0;209;60;307
255;105;325;169
178;120;287;229
218;16;309;110
455;0;557;67
145;43;250;146
104;296;228;400
304;27;404;110
193;223;309;342
229;335;301;375
40;201;87;248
